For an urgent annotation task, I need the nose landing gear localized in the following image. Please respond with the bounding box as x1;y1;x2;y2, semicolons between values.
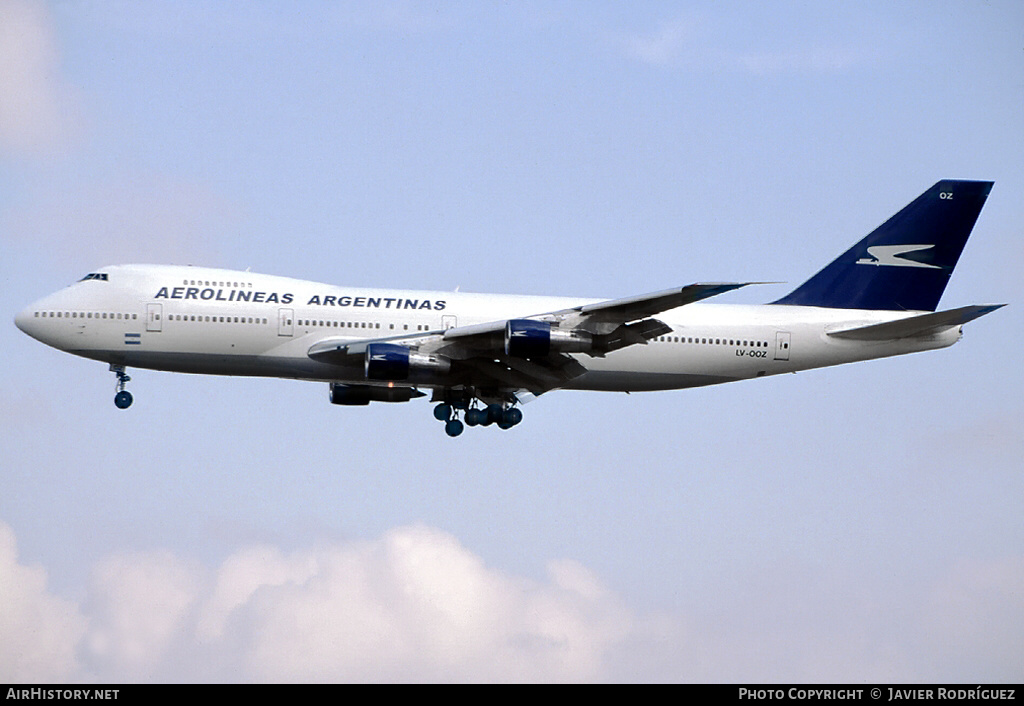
110;364;133;409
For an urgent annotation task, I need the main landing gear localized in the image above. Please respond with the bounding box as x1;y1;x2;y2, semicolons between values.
433;400;523;437
110;364;133;409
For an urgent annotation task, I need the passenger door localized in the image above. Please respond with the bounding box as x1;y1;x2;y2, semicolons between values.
775;331;791;361
278;308;294;337
146;303;163;333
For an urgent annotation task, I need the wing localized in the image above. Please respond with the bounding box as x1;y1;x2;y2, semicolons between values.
443;282;757;340
308;282;758;396
547;282;764;332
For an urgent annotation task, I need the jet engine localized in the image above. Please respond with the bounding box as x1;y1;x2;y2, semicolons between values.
504;319;593;358
364;343;451;381
329;383;425;405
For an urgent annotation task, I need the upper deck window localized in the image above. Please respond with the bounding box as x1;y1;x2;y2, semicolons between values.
79;273;109;282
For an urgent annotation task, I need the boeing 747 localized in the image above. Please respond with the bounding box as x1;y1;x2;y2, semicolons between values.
15;180;1003;436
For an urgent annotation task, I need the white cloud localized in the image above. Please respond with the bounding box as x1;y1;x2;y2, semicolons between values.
218;526;633;682
2;518;1020;682
0;522;86;682
0;521;635;682
81;551;203;680
0;0;78;156
196;544;319;642
619;14;876;76
621;18;701;67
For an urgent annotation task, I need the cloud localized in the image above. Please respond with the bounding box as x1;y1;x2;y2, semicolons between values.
620;18;699;67
208;526;632;682
81;551;203;680
0;0;79;156
0;520;633;682
3;517;1021;682
0;522;86;682
618;14;876;75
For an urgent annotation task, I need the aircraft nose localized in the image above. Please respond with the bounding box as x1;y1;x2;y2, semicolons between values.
14;306;34;335
16;290;79;347
14;302;47;342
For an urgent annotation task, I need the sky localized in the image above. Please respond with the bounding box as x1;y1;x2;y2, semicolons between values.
1;0;1022;683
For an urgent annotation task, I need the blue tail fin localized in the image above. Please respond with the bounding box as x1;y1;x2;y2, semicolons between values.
773;180;993;311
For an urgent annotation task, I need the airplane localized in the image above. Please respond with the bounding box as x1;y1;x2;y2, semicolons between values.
15;179;1004;437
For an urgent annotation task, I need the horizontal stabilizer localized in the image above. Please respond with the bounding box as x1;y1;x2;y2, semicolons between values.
827;304;1004;341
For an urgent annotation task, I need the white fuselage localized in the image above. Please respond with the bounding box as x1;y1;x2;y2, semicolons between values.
15;264;960;394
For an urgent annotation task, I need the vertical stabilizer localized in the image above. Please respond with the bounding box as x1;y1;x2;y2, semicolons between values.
773;180;993;311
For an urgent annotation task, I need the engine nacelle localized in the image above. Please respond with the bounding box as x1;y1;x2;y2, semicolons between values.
504;320;593;358
329;383;425;405
364;343;450;381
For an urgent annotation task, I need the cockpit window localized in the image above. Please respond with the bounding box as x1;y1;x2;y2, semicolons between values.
79;273;109;282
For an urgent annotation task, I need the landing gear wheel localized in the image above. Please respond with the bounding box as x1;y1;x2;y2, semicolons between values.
432;391;523;436
110;364;133;409
485;404;506;426
498;407;522;429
